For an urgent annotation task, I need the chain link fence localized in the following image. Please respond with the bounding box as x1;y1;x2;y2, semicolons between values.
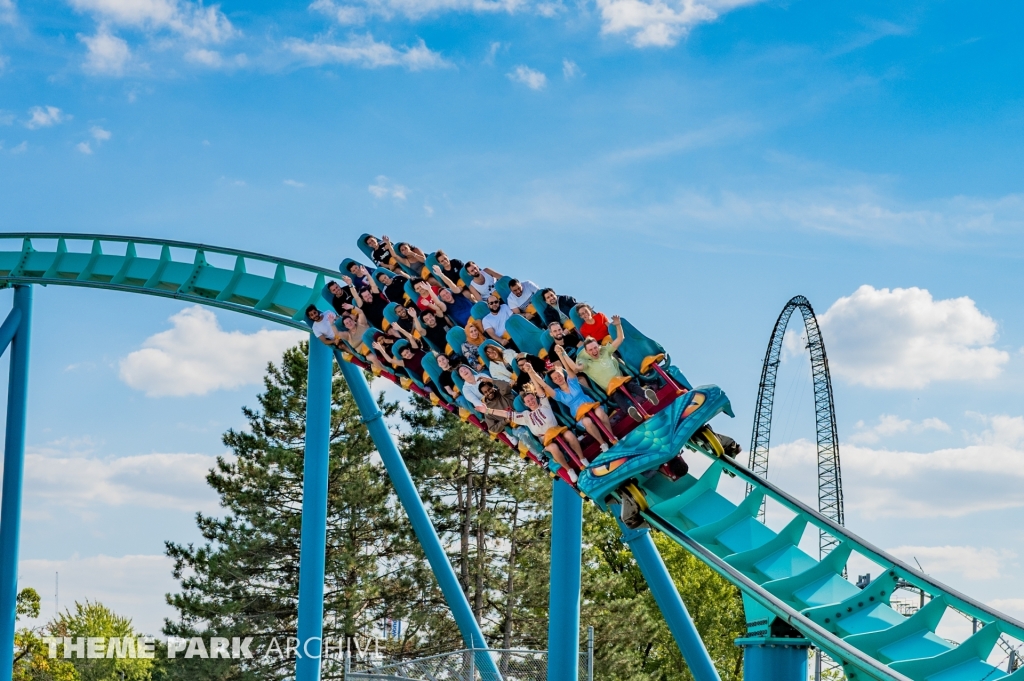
346;648;591;681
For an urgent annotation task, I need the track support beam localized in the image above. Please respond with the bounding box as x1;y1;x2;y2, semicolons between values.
295;337;333;681
736;637;810;681
619;521;721;681
0;286;33;681
336;357;502;680
548;478;583;681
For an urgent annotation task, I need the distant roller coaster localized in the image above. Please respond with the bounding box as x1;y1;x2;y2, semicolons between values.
748;295;845;558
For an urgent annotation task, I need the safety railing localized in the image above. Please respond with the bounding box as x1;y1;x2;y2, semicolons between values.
346;648;592;680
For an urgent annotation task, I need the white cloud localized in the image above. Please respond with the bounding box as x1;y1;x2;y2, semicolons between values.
423;203;434;216
24;438;221;512
562;58;581;79
9;141;27;153
0;0;14;24
310;0;365;24
663;187;1024;243
68;0;235;42
285;34;450;70
595;0;762;47
483;40;504;64
847;414;950;445
608;117;759;162
76;126;111;154
818;285;1009;389
0;110;14;125
283;179;305;187
184;47;220;65
184;47;247;68
887;545;1014;581
771;414;1024;518
988;599;1024;620
25;105;69;129
118;305;305;397
507;64;546;90
80;27;132;75
19;554;177;636
309;0;524;22
368;175;407;201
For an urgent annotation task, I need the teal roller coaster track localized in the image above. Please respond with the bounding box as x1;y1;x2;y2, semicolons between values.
0;233;1020;681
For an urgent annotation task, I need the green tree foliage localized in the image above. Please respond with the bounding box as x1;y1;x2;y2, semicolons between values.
582;503;746;681
13;596;148;681
16;589;41;619
164;343;425;680
397;396;553;652
162;343;748;680
13;587;77;681
47;601;154;681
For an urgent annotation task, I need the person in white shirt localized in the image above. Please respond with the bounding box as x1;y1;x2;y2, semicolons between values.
506;392;586;483
464;261;502;302
506;279;539;318
481;293;514;346
456;364;486;409
483;344;517;383
305;305;345;348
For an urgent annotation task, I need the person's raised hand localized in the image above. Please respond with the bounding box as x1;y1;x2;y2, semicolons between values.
432;265;442;275
475;404;486;413
342;303;353;311
408;307;418;318
341;275;353;286
611;314;622;326
382;235;391;244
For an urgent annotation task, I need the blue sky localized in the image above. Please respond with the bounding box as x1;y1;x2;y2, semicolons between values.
2;0;1024;643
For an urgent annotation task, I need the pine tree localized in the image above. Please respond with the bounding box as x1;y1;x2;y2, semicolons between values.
162;343;746;680
395;396;553;651
164;343;424;680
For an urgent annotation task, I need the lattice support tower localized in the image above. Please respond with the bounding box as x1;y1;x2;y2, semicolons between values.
748;295;845;558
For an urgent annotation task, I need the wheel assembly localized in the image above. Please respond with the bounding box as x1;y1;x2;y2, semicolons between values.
694;425;725;457
619;481;649;529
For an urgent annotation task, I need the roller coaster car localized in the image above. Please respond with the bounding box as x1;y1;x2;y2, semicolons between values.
576;385;735;527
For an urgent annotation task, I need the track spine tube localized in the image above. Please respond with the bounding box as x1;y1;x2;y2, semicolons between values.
335;357;503;681
548;478;583;681
295;337;333;681
0;285;32;681
618;521;721;681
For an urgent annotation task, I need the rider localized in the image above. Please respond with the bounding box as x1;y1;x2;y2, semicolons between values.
305;306;345;349
508;390;587;484
506;278;539;319
523;361;616;453
463;261;502;302
556;315;658;422
481;293;515;348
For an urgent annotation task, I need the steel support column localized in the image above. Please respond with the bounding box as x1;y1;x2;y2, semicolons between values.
547;478;583;681
619;521;721;681
0;308;22;357
335;357;502;681
0;286;33;681
736;637;810;681
295;338;333;681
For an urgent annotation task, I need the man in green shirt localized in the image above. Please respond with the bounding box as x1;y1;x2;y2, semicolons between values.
554;314;658;422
